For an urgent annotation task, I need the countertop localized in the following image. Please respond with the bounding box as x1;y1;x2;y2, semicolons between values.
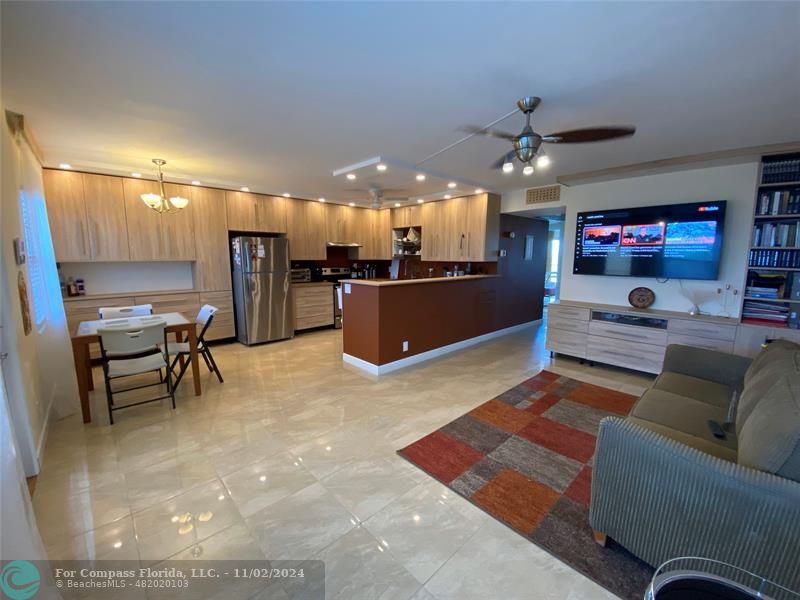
292;281;334;287
341;275;498;287
62;289;198;302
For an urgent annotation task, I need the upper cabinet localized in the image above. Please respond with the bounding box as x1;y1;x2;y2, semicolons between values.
43;170;91;261
43;170;130;262
286;198;327;260
325;204;358;244
360;209;392;260
391;205;422;229
122;179;197;261
190;186;231;291
225;191;286;233
83;174;130;261
421;193;500;262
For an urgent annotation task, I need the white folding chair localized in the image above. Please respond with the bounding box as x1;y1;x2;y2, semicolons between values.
98;304;153;319
98;320;174;424
163;304;224;388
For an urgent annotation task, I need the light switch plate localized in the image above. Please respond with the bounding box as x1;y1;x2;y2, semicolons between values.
402;341;408;352
344;283;351;294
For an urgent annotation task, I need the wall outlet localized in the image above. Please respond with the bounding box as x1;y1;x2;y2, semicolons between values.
402;341;409;352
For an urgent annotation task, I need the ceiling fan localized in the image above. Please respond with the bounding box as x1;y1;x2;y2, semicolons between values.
462;96;636;173
345;185;409;208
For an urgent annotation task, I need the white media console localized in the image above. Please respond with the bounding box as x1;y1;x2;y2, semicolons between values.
546;300;800;373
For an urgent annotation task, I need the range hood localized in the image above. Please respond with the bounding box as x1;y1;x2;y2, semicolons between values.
327;241;362;248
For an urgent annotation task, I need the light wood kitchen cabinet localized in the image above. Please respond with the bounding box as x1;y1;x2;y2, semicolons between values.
199;291;235;340
123;178;164;260
225;191;287;233
286;198;327;260
391;205;422;228
82;174;130;261
43;169;91;261
420;193;500;262
361;209;392;259
325;204;358;244
121;179;196;261
465;193;500;262
292;283;334;330
190;186;232;291
163;184;197;260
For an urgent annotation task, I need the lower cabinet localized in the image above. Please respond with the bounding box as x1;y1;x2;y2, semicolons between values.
293;284;334;331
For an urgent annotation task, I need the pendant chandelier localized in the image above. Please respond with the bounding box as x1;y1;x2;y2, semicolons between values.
140;158;189;213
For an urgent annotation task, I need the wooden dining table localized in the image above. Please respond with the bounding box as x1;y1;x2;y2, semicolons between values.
71;312;202;423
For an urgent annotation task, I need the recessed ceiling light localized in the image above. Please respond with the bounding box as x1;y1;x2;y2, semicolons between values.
415;174;426;182
444;194;451;199
394;202;401;207
348;202;356;207
131;172;142;178
191;180;201;185
346;173;356;180
376;163;387;171
536;155;551;168
523;164;534;176
241;187;250;192
417;199;424;204
502;161;514;174
474;188;484;193
447;182;456;189
318;197;326;203
59;163;72;169
282;193;290;197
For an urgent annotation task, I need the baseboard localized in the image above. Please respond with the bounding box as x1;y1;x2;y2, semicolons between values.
343;320;540;375
34;391;56;475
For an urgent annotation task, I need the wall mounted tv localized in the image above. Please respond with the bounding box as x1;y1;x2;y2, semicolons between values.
573;200;726;280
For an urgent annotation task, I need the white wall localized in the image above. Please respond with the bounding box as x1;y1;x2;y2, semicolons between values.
59;261;195;295
503;162;759;317
2;115;79;475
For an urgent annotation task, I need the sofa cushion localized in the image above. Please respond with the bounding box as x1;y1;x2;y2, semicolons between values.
627;416;737;462
738;354;800;482
744;339;800;386
737;346;799;436
630;388;737;452
653;371;733;409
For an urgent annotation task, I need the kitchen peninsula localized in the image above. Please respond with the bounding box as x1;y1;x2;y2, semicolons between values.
341;214;548;374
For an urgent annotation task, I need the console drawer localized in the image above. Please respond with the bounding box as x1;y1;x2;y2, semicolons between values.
548;313;589;333
549;304;590;322
668;318;737;341
587;335;665;373
588;320;668;345
546;328;587;358
667;334;734;354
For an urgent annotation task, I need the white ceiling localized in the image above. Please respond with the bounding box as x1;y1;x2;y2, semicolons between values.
2;1;799;206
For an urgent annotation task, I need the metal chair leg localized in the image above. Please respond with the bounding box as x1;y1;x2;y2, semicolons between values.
104;370;115;425
204;347;224;383
172;356;190;389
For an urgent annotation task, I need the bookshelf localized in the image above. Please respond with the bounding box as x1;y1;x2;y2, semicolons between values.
742;152;800;328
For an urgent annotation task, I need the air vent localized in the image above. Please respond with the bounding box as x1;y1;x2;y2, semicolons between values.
526;185;560;205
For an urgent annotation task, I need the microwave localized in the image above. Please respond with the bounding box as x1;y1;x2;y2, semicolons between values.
290;268;311;283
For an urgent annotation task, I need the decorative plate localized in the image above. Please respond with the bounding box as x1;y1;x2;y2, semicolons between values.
628;286;655;309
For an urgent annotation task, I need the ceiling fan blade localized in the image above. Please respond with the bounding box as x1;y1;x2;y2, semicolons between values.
491;151;516;170
542;126;636;143
459;125;516;141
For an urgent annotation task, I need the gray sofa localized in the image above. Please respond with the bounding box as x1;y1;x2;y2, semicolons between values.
590;340;800;593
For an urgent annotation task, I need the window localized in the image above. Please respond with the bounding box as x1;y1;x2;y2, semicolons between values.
19;190;48;328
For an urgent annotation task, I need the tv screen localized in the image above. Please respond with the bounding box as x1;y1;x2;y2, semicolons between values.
573;200;726;280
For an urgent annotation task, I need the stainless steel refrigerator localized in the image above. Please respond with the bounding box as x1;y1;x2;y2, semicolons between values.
231;236;293;345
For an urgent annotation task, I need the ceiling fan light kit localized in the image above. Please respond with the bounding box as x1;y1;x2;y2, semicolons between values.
140;158;189;214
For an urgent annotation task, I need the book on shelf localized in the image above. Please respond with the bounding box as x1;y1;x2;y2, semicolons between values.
756;189;800;215
752;220;800;247
748;248;800;268
761;157;800;184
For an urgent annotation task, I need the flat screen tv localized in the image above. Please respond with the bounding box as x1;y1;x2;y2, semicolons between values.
572;200;726;280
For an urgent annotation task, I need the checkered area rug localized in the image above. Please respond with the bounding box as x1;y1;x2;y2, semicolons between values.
398;370;654;600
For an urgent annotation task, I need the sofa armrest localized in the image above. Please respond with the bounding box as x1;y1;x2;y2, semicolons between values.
590;417;800;592
662;344;752;389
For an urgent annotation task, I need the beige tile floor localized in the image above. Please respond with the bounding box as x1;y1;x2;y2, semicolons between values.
33;318;655;599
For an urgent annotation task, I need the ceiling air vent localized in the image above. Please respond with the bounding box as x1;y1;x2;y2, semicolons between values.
526;185;560;205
